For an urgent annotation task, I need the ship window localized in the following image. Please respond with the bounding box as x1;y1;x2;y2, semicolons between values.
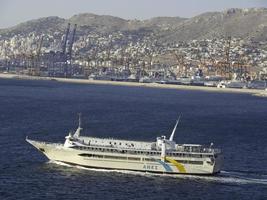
174;160;186;164
78;153;92;157
174;160;203;165
145;158;155;162
93;155;103;158
105;155;127;160
128;157;140;161
119;143;121;145
190;161;203;165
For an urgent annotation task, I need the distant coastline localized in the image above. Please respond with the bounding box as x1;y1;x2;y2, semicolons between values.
0;73;267;97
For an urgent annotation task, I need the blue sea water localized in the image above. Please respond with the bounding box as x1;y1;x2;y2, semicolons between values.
0;78;266;200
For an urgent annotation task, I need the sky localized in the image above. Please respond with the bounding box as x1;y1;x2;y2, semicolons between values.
0;0;267;29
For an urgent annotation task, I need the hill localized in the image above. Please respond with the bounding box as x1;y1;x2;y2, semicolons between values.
0;8;266;43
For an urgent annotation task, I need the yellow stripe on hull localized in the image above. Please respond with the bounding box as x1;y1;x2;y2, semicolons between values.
165;157;186;173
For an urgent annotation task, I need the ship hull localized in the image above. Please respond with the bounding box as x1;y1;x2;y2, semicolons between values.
27;139;223;175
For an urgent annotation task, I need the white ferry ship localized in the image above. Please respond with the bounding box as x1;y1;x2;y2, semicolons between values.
26;115;223;175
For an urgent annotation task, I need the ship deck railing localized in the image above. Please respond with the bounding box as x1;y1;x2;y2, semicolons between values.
72;143;221;159
75;139;221;154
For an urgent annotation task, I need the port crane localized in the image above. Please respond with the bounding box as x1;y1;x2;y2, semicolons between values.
171;50;188;78
62;23;70;55
33;35;44;76
67;24;77;64
216;36;232;78
60;23;77;76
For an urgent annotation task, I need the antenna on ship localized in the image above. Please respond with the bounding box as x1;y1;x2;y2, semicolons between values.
169;114;181;141
73;113;82;138
78;113;82;128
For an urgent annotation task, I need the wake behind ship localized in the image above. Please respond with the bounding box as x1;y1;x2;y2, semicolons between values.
26;115;223;175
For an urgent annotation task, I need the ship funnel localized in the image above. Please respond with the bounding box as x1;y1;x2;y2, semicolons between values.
169;115;181;141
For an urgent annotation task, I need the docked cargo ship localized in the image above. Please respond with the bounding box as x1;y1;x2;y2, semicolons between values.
26;115;223;175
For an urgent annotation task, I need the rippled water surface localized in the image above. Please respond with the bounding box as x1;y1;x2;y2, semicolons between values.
0;78;266;200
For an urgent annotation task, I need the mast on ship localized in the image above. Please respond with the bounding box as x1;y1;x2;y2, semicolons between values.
157;115;182;161
169;115;181;141
73;113;82;138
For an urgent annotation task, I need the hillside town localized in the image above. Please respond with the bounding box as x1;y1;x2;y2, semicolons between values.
0;22;267;88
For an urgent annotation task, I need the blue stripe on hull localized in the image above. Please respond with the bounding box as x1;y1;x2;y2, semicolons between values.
156;160;173;172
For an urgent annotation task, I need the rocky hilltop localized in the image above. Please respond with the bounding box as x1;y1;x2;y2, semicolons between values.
160;8;267;42
0;8;266;42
